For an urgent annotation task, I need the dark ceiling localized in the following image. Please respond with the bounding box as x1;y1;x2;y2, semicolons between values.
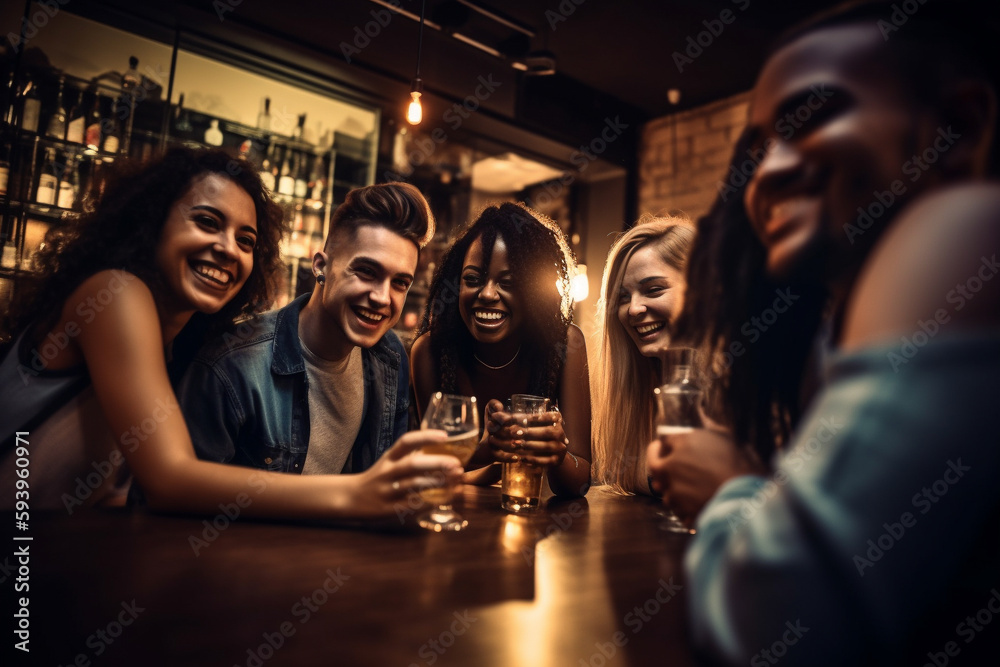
426;0;850;117
222;0;848;118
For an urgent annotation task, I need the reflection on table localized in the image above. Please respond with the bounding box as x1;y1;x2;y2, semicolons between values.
27;485;696;666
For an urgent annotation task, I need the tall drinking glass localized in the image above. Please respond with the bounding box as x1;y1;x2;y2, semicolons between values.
501;394;550;512
654;348;701;534
418;392;479;532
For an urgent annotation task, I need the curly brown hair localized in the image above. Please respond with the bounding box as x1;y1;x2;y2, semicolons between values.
418;202;575;399
3;147;284;343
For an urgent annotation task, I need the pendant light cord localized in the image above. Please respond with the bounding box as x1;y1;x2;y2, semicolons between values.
415;0;426;80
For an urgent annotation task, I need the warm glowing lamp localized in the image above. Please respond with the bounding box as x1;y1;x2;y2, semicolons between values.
406;79;423;126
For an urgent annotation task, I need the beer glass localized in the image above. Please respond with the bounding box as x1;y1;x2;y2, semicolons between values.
501;394;550;512
418;392;479;532
654;348;700;534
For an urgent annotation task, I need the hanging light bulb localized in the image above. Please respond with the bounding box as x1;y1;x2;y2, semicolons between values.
406;78;423;125
406;92;422;125
405;0;427;126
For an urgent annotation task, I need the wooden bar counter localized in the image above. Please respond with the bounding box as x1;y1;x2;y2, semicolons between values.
22;485;697;666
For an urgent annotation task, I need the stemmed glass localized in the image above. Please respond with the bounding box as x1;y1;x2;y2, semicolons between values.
653;348;701;534
418;392;479;532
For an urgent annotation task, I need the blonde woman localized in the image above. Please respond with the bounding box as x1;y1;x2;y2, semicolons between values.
592;217;694;494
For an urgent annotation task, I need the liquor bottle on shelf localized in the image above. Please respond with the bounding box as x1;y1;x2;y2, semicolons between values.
309;154;326;201
268;158;280;194
278;148;295;196
36;148;58;205
121;56;140;152
66;87;85;144
85;91;102;151
21;77;41;133
257;97;271;132
174;93;193;134
292;113;306;141
57;158;79;209
122;56;141;94
238;138;252;162
259;143;276;193
2;70;15;125
259;157;275;192
1;236;16;270
0;144;10;196
204;119;223;146
45;76;68;140
102;98;121;154
294;152;309;198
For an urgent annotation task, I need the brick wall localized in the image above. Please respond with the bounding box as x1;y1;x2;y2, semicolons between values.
638;92;750;221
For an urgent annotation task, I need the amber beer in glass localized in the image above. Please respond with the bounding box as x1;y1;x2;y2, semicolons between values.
418;392;479;531
501;394;550;512
418;429;479;505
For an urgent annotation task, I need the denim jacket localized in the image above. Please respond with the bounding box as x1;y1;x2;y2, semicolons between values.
177;294;409;474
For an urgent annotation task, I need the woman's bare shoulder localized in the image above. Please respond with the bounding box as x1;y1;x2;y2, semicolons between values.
410;332;435;373
565;323;588;359
64;270;153;315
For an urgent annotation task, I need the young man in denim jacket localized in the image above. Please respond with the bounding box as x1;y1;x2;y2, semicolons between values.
178;182;435;483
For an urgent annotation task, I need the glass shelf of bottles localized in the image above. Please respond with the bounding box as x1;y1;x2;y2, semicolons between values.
1;131;120;219
1;63;160;269
167;97;377;266
2;65;375;298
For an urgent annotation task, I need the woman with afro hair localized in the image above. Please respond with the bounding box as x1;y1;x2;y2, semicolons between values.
411;202;591;497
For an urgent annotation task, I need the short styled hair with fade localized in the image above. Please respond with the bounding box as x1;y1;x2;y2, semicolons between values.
326;182;435;250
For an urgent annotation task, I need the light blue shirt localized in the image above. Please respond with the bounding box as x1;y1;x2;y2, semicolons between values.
685;332;1000;665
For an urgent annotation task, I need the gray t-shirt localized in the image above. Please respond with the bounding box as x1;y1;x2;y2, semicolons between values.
300;341;364;475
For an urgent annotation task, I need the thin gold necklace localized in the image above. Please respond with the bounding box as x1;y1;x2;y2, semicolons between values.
474;345;521;370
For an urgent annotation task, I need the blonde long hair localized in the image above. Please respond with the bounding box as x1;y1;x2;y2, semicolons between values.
592;217;695;494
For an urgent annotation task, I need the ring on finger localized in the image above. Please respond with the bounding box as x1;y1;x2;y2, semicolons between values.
391;481;401;491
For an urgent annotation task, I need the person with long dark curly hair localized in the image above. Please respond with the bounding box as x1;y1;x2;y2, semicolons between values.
2;148;283;345
646;1;1000;664
411;202;591;497
0;149;461;520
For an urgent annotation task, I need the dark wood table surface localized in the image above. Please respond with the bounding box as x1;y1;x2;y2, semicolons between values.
18;485;698;666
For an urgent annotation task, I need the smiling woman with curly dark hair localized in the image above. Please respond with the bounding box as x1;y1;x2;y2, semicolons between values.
3;147;283;346
410;202;592;497
1;147;436;522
